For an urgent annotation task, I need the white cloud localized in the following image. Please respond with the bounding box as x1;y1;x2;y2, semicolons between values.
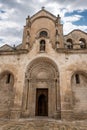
16;0;24;4
63;15;83;23
63;22;87;35
0;21;21;29
0;0;87;46
39;0;47;3
0;35;22;47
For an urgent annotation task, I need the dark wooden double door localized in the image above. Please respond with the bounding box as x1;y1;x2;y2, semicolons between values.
36;89;48;116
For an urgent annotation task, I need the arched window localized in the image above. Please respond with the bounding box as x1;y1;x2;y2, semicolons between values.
66;39;73;49
39;31;48;37
56;29;58;35
79;38;86;49
40;40;45;52
27;30;30;36
6;73;11;84
0;71;14;85
75;74;80;84
55;41;59;49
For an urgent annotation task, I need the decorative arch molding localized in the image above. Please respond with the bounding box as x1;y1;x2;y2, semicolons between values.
0;66;18;81
71;70;87;80
36;28;50;39
22;57;61;118
69;69;87;85
31;16;55;25
66;63;87;80
0;70;14;81
26;57;59;79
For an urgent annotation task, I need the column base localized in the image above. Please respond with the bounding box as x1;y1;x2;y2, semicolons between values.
54;110;61;119
21;110;30;118
10;108;21;119
61;110;73;120
0;109;10;119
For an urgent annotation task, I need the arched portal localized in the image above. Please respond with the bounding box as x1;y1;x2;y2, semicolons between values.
22;57;61;118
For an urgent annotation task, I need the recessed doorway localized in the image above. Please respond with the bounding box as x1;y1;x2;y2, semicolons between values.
36;88;48;116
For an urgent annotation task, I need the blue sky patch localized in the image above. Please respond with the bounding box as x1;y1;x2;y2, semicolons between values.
65;9;87;26
0;10;6;14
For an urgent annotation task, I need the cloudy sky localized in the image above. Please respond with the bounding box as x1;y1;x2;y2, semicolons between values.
0;0;87;46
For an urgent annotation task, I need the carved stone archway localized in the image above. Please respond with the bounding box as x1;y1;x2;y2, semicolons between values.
22;57;61;118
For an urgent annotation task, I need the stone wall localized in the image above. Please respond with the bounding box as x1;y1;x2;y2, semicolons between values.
0;71;14;118
0;50;87;120
64;30;87;49
71;72;87;119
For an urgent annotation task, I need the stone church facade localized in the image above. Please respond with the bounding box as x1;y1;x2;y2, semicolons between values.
0;8;87;130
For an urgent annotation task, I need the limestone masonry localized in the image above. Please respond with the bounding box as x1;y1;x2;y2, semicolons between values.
0;8;87;130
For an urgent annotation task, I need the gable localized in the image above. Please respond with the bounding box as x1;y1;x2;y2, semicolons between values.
0;44;13;51
31;8;56;23
64;29;87;42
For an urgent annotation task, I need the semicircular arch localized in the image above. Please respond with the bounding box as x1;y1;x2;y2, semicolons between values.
26;57;59;79
31;16;55;25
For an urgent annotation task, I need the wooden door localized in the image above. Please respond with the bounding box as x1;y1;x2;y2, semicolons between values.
36;89;48;116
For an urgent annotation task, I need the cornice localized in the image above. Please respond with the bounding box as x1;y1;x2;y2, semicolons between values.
0;49;28;55
56;48;87;54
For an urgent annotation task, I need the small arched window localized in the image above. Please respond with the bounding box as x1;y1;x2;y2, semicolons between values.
56;29;59;35
27;30;30;36
39;31;48;37
55;41;59;49
26;30;30;43
66;39;73;49
75;74;80;84
0;71;14;85
40;40;45;52
79;38;86;49
6;73;11;84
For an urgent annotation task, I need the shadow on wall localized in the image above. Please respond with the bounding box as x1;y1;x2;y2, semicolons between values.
0;71;15;119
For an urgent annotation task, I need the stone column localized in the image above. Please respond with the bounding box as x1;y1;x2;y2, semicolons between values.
60;71;73;120
54;78;61;119
10;79;25;119
23;79;30;117
19;78;30;118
